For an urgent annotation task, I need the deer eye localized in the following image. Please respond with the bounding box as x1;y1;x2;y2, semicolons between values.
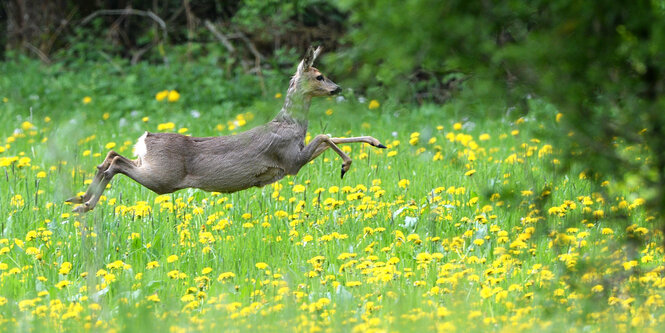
316;75;324;81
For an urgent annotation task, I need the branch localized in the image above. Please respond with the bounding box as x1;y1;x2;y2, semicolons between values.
235;31;266;95
23;42;51;64
203;20;235;54
81;8;169;65
236;31;264;61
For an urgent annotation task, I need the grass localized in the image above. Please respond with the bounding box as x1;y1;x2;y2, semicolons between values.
0;57;663;332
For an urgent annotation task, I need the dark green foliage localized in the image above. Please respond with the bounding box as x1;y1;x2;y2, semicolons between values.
496;1;665;219
331;0;535;102
338;0;665;229
4;0;345;66
0;55;271;122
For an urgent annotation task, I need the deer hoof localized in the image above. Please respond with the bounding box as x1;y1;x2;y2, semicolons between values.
340;161;351;179
65;195;84;204
72;202;91;213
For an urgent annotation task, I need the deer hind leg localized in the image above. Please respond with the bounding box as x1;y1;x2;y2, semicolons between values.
66;151;122;204
72;154;138;213
304;135;387;177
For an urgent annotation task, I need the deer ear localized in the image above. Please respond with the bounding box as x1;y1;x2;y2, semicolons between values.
310;46;322;66
298;46;323;74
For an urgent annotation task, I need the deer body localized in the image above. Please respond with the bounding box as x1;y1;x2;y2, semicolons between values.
67;46;385;212
132;120;306;194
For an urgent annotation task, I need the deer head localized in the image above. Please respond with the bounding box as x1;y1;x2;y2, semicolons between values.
294;46;341;97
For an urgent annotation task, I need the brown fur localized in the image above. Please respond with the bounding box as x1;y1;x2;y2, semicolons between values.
67;46;386;213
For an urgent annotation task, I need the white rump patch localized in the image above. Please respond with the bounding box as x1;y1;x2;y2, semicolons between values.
133;132;148;158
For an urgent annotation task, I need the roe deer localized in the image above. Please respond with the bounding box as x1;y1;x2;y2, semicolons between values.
67;46;386;213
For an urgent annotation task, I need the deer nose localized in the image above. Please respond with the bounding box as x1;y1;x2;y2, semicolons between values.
331;86;342;95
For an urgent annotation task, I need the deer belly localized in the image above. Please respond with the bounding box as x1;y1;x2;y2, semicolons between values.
253;166;286;187
193;165;285;193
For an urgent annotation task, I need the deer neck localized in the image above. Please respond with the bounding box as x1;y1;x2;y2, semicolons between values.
274;83;311;127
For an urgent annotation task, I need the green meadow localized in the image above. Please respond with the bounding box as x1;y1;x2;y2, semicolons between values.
0;58;663;332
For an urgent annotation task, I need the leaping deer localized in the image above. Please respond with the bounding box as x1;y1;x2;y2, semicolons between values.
67;46;386;213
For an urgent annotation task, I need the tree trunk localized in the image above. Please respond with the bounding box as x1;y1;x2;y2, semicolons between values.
0;1;7;60
6;0;67;59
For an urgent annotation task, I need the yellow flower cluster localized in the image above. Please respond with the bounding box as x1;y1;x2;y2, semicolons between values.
1;109;663;332
155;89;180;102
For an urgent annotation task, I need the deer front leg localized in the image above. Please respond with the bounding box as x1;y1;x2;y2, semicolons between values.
72;154;137;213
299;134;354;178
307;136;387;171
66;151;121;204
329;136;386;148
309;136;387;159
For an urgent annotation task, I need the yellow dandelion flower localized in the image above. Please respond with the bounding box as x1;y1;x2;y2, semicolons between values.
17;156;31;168
368;100;380;109
601;228;614;235
157;122;175;131
55;280;72;289
255;262;269;270
622;260;638;270
21;121;35;130
82;96;92;104
167;255;179;263
346;281;362;287
398;179;410;189
217;272;236;281
59;262;73;275
437;306;451;318
293;184;306;193
26;247;40;256
167;90;180;102
155;90;169;101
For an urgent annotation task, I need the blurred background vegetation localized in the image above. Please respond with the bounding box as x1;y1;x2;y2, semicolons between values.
2;0;665;233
